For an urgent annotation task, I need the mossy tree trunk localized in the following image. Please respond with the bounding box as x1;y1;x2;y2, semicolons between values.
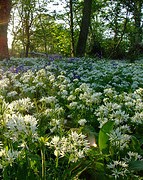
0;0;12;60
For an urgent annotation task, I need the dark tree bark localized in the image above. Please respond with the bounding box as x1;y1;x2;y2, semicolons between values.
128;0;143;61
69;0;75;57
0;0;12;60
25;17;31;57
76;0;92;57
133;0;142;46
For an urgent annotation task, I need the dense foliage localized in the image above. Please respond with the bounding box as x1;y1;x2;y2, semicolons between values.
8;0;143;59
1;57;143;179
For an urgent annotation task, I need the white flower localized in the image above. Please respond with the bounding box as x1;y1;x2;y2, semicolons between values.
69;102;78;109
107;160;129;179
8;98;33;112
7;91;18;97
0;149;5;157
51;136;60;145
78;119;87;126
1;149;20;166
0;77;10;89
67;94;76;101
61;90;68;96
5;114;38;140
77;150;84;158
108;128;131;150
36;69;46;77
49;74;55;82
123;151;143;162
131;112;143;124
47;131;90;162
39;96;56;104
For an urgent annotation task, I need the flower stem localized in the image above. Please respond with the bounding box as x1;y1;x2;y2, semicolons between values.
41;147;46;180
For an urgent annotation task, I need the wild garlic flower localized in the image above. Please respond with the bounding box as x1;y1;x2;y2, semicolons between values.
21;85;36;94
54;106;64;116
8;98;33;112
50;118;61;127
60;90;68;96
5;114;38;141
75;87;81;94
91;92;102;104
123;151;142;163
135;88;143;96
108;127;131;150
1;149;20;166
131;112;143;124
78;119;87;126
109;110;129;125
7;91;18;98
0;77;10;89
69;101;78;109
135;99;143;111
96;117;109;128
67;94;76;101
47;131;90;163
20;70;34;83
36;68;46;77
13;80;22;88
104;88;116;97
79;83;90;92
49;74;55;83
35;82;45;88
39;96;57;104
107;160;129;179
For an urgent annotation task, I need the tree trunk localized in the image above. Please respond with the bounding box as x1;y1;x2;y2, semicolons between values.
69;0;75;57
133;0;142;45
38;0;48;56
129;0;143;62
0;0;11;60
76;0;92;57
25;18;30;57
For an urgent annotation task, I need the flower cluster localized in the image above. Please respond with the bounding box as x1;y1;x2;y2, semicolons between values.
1;57;143;179
107;152;143;179
47;131;90;163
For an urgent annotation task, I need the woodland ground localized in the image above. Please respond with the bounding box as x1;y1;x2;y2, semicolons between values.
1;57;143;180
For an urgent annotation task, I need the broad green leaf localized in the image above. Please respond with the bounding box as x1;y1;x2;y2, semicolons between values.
98;121;114;154
129;161;143;171
130;136;141;152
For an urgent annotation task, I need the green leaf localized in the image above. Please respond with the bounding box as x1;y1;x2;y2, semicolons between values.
98;121;114;154
129;161;143;171
95;162;104;172
130;136;141;152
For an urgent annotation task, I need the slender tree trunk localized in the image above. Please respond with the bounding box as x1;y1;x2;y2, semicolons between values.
76;0;92;57
129;0;143;62
109;5;129;58
38;0;48;56
25;18;30;57
0;0;12;60
69;0;75;57
133;0;142;45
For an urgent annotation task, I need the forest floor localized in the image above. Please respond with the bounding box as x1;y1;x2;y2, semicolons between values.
1;57;143;180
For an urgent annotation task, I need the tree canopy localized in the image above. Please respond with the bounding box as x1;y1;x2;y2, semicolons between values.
0;0;143;60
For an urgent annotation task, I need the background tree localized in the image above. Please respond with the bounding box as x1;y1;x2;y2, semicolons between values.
76;0;92;57
7;0;143;60
69;0;75;57
11;0;37;57
128;0;143;60
0;0;12;60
